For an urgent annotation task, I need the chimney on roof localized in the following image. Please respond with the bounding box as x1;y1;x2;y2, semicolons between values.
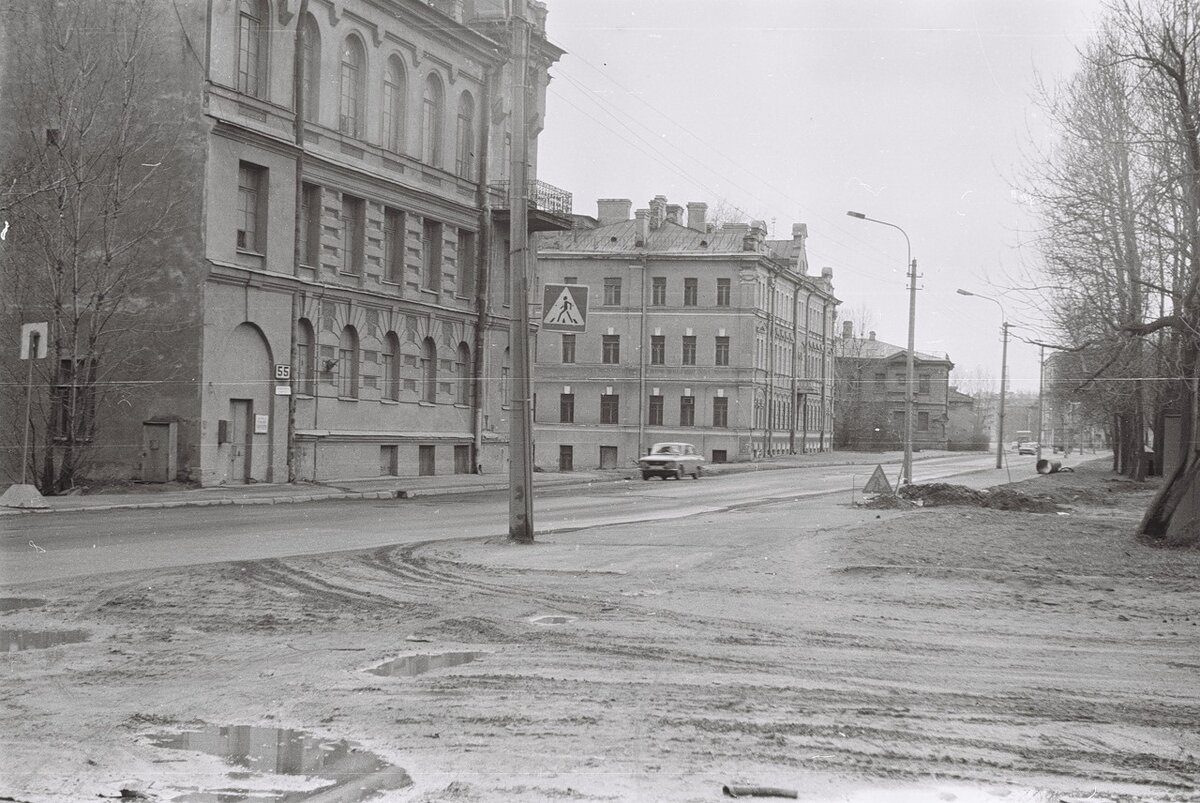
686;201;707;233
649;195;667;229
792;224;809;274
597;198;632;227
665;204;684;226
842;320;853;339
869;331;876;340
821;267;834;283
635;208;650;247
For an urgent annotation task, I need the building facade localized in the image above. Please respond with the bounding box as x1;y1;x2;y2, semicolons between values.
531;196;839;471
834;322;955;451
1;0;566;488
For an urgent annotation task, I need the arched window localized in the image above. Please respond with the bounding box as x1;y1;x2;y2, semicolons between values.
382;332;401;401
236;0;269;98
301;14;321;123
421;73;444;166
296;318;316;395
382;56;407;153
339;35;366;137
455;91;475;179
337;325;359;398
455;342;471;405
420;337;437;403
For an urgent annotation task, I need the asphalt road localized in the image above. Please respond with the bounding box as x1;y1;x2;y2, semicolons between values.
2;453;1041;586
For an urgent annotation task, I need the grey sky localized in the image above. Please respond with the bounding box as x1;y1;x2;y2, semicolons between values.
538;1;1107;394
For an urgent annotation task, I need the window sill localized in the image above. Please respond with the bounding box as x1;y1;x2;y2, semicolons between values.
338;271;363;279
337;396;359;402
419;288;440;297
418;401;436;407
380;399;399;405
236;248;266;259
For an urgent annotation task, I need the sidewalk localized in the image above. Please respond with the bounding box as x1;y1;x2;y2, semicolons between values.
0;450;956;516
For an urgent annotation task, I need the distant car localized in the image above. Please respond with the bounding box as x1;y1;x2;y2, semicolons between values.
1016;441;1038;455
638;442;704;480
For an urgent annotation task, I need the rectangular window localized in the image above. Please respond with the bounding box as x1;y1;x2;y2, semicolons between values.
713;396;728;427
874;372;886;386
716;278;731;307
384;207;406;284
422;219;443;291
715;336;730;366
650;335;665;365
300;182;321;267
603;277;622;306
559;393;575;423
236;162;267;254
679;395;695;426
600;393;619;424
896;373;906;387
682;335;696;366
502;239;511;305
648;394;664;426
683;277;698;306
561;334;576;364
651;277;666;306
918;411;930;431
563;276;577;285
458;228;476;298
918;373;931;394
340;194;365;275
338;347;357;398
602;334;620;364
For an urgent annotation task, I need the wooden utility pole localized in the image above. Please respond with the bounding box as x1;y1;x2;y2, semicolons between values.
507;2;534;543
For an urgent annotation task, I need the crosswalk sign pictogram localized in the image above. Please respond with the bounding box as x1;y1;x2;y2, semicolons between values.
862;464;894;495
541;283;588;332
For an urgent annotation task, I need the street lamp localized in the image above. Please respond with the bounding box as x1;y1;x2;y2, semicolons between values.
956;289;1008;470
847;210;917;484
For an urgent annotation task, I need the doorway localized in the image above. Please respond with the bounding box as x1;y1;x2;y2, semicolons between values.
418;445;436;476
229;399;253;484
142;422;174;483
454;444;471;474
599;445;618;470
558;445;573;472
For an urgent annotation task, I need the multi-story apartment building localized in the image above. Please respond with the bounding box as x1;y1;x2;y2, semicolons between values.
834;322;955;451
531;196;839;471
1;0;566;488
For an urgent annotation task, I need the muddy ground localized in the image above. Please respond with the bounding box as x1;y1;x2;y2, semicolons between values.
1;460;1198;802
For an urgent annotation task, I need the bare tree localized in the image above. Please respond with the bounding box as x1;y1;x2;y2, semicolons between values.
1;0;186;492
1020;0;1200;542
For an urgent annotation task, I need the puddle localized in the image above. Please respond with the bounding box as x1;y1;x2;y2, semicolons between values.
368;651;484;678
529;615;575;625
150;724;411;802
0;598;47;613
1;629;88;652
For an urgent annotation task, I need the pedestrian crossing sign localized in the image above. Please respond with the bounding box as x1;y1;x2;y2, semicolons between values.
863;464;894;495
541;283;588;332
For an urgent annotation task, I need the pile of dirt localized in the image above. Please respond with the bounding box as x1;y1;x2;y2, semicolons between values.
859;494;916;510
899;482;1060;513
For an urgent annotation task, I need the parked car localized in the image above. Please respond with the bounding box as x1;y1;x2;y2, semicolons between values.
638;442;704;480
1016;441;1039;455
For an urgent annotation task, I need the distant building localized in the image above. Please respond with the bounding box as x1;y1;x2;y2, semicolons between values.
531;197;839;470
834;323;955;451
1;0;567;487
945;387;987;451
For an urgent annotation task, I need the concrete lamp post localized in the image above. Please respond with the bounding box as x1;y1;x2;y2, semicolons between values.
956;289;1008;470
846;211;917;485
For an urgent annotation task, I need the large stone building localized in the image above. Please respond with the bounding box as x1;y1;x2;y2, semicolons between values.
834;323;955;451
1;0;566;488
531;196;839;471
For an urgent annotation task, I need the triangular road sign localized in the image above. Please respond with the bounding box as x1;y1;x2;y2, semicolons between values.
863;464;894;495
541;284;588;332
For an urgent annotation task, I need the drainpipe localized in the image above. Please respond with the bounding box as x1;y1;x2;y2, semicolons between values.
803;289;811;452
637;261;647;457
287;0;309;484
790;280;798;453
765;272;776;456
471;66;494;473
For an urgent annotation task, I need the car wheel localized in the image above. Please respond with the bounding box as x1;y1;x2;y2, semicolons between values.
641;472;650;481
692;466;701;479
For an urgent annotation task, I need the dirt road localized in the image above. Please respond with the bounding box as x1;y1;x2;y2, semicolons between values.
1;461;1197;802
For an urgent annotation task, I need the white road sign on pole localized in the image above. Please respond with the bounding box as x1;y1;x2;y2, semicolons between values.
541;284;588;333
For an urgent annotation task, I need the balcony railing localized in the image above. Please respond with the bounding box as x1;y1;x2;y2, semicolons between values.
490;180;573;215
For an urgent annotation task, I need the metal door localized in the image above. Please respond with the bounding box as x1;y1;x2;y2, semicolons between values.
599;445;618;469
454;445;471;474
143;423;171;483
558;445;573;472
229;399;252;484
